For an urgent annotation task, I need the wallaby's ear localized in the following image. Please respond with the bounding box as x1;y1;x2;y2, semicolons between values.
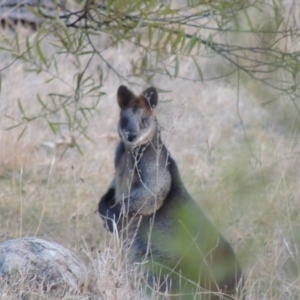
117;85;135;109
142;87;158;109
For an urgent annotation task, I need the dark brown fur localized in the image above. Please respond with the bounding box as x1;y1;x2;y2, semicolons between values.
117;85;156;112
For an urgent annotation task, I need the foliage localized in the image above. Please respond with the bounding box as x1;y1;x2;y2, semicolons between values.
1;0;300;143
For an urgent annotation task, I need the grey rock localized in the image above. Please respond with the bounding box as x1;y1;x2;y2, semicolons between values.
0;237;88;294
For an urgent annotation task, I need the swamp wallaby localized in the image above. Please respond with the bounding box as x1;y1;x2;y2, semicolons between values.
98;86;243;299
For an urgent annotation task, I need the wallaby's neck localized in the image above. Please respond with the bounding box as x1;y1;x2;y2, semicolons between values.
123;126;163;153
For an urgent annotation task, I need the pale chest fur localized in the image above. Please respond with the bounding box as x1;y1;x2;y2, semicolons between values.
114;141;170;207
115;147;137;204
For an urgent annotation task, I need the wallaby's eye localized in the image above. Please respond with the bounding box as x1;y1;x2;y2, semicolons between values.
120;117;128;129
141;117;149;128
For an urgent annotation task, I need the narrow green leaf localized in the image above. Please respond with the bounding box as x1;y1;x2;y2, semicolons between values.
25;37;32;58
48;93;70;99
174;56;179;78
36;41;47;66
46;122;66;126
146;73;155;84
79;130;95;144
47;121;57;134
15;33;20;53
18;125;28;141
185;35;197;54
244;9;255;32
98;67;103;83
78;51;95;56
79;107;88;122
206;34;213;50
0;46;11;51
172;29;183;52
163;30;173;49
25;5;43;19
148;25;153;44
156;88;172;93
63;107;72;125
197;35;202;53
156;29;165;47
81;75;92;86
141;55;148;70
192;57;203;81
87;86;102;94
17;98;26;116
74;140;84;156
37;94;48;111
45;77;55;83
34;25;43;46
164;66;172;79
77;72;84;88
54;58;58;74
6;123;24;130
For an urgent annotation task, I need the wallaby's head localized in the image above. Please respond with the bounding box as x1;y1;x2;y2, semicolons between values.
117;85;158;148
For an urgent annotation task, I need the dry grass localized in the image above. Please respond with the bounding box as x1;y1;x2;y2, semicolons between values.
1;8;300;299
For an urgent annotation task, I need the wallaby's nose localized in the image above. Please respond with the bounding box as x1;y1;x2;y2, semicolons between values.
127;132;136;142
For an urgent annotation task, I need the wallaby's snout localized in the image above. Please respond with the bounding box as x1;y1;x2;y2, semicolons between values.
118;109;142;145
127;133;137;143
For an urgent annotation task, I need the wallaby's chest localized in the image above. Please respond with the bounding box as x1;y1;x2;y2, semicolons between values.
115;150;134;203
115;145;148;203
